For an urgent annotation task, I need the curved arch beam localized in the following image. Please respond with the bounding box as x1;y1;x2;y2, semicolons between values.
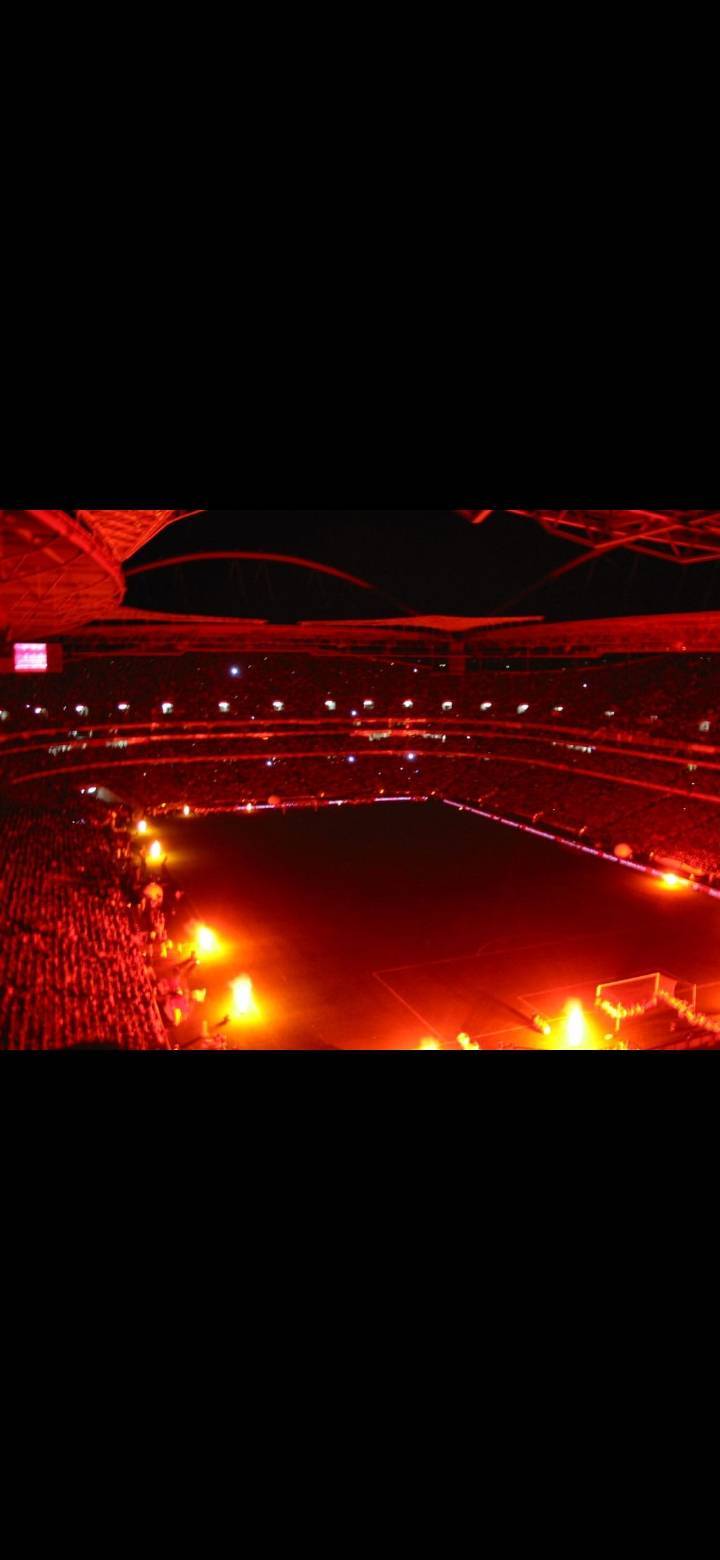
125;552;375;592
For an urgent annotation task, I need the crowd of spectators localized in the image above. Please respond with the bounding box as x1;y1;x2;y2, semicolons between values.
443;759;720;884
5;743;720;1050
0;807;170;1049
4;652;720;736
6;648;720;962
2;651;720;741
0;652;455;727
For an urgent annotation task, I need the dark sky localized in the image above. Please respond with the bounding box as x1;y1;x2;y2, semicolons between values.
125;510;720;624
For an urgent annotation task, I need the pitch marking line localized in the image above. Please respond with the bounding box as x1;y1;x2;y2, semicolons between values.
372;971;443;1042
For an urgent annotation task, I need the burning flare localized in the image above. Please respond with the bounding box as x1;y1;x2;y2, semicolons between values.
231;975;257;1019
564;1000;586;1048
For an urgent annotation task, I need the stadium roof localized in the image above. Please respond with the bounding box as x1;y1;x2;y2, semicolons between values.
459;611;720;655
62;610;542;656
7;505;720;648
494;510;720;565
58;609;720;658
0;510;199;640
0;509;125;640
74;510;192;561
296;616;540;633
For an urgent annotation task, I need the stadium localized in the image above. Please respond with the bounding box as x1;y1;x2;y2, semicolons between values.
3;505;720;1050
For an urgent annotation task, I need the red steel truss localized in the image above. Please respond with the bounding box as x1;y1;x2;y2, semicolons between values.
0;510;125;640
458;509;720;564
0;509;198;640
74;510;199;561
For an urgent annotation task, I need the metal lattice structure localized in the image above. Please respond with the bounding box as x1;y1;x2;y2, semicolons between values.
74;510;193;562
0;510;125;641
0;509;199;641
460;509;720;564
514;510;720;564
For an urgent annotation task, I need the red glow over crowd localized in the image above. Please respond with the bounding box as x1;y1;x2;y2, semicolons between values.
4;646;720;1048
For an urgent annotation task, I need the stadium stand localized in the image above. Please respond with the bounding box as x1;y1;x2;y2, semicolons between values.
0;806;170;1049
5;624;720;1044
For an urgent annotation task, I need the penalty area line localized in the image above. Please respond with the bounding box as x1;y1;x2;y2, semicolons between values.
372;971;444;1044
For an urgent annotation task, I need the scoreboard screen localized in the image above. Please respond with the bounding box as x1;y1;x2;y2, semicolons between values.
14;643;47;671
12;643;63;673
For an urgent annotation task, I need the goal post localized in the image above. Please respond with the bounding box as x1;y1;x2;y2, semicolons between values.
595;972;695;1033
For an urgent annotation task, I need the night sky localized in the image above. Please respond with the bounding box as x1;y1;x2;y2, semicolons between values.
125;510;720;625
